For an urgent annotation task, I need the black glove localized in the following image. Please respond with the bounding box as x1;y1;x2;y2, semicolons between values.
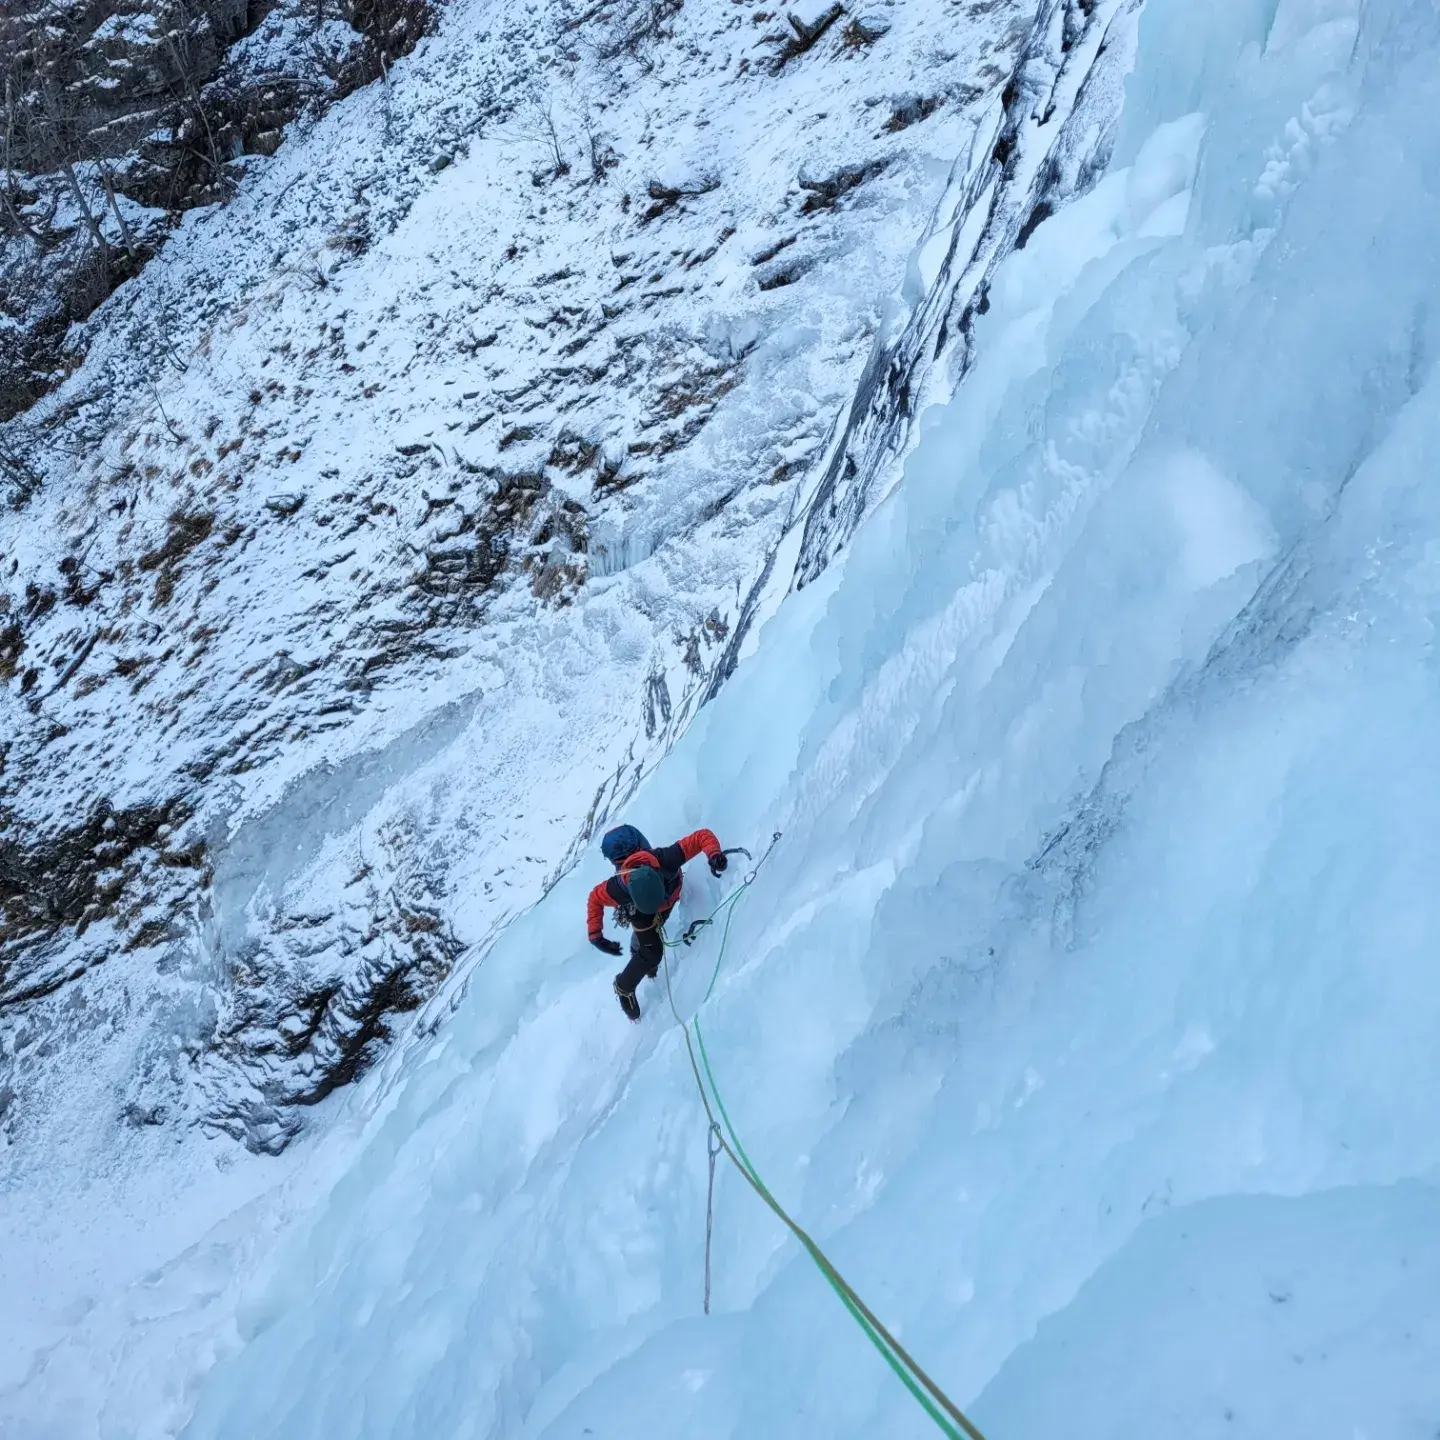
708;851;729;876
592;936;623;957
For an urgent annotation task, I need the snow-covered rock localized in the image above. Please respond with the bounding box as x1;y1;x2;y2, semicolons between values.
1;0;1075;1395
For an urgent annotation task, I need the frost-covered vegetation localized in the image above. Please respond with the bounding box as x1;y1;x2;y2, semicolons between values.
0;0;430;419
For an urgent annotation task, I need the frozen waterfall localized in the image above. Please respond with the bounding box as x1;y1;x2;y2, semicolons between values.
180;1;1440;1436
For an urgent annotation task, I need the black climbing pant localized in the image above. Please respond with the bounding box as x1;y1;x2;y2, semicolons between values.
615;923;663;992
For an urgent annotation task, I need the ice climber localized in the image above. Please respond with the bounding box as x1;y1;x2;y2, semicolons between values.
589;823;727;1021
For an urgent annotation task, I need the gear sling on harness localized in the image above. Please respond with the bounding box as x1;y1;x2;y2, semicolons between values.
660;834;990;1440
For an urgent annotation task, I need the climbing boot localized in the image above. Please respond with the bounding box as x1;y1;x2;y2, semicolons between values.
613;977;641;1022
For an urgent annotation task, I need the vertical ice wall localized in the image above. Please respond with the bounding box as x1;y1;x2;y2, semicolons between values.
180;1;1440;1437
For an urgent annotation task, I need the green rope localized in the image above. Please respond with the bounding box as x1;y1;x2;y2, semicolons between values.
660;838;988;1440
662;871;751;953
692;1015;978;1440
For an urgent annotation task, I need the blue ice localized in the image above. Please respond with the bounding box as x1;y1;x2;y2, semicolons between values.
183;0;1440;1436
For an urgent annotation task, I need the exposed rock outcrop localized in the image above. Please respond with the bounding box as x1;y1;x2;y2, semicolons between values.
0;0;434;420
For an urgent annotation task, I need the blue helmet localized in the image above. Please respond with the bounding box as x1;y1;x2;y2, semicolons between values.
601;824;650;864
624;863;666;916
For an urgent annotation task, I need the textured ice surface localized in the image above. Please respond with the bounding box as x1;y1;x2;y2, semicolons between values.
44;0;1440;1434
170;0;1440;1436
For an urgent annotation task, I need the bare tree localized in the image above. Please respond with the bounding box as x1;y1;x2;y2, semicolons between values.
574;97;617;183
96;156;138;258
18;17;111;257
155;0;231;203
505;93;570;179
594;0;684;68
533;95;568;178
2;74;45;241
0;421;42;507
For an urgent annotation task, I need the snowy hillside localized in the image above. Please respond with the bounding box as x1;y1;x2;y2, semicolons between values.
10;0;1440;1434
2;0;1047;1155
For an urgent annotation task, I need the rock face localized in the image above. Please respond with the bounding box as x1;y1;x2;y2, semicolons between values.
790;0;1143;589
0;0;432;420
0;0;422;194
5;0;252;179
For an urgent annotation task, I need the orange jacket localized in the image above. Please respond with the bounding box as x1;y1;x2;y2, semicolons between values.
587;828;722;941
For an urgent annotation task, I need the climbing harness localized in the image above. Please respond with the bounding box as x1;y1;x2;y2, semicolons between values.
660;832;989;1440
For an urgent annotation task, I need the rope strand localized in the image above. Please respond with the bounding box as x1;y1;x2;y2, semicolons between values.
703;1121;722;1316
659;835;989;1440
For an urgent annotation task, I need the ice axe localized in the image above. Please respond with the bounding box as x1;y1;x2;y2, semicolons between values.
676;839;775;946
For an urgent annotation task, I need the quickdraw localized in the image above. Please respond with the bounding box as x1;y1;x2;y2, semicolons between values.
673;837;779;947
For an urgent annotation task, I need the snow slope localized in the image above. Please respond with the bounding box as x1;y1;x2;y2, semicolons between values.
26;0;1425;1435
2;0;1038;1347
